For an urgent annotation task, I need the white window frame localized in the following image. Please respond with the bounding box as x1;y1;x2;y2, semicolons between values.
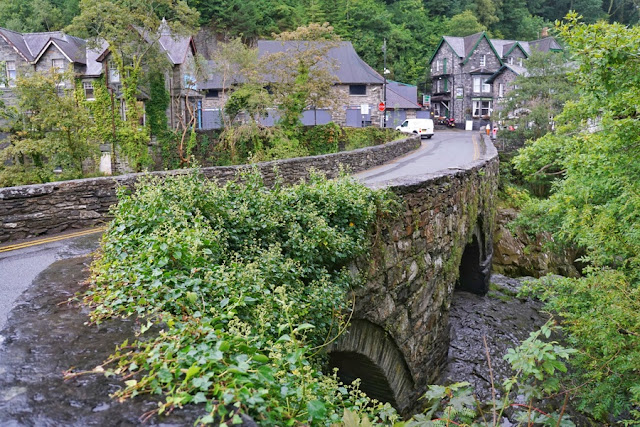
498;83;504;98
436;60;442;72
108;59;120;83
472;100;492;117
83;82;95;100
52;58;65;73
4;61;16;87
518;58;523;67
508;56;514;65
473;77;481;93
480;55;486;67
482;81;491;93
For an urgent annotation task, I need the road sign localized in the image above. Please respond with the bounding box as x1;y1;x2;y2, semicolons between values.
378;102;385;112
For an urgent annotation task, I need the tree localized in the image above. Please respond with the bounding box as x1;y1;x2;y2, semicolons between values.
512;15;640;420
262;23;343;131
67;0;199;170
500;50;575;144
446;10;486;37
0;70;99;186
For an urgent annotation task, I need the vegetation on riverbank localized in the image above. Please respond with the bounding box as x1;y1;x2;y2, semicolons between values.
501;16;640;423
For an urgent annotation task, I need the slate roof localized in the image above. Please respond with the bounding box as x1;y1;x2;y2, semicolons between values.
386;81;420;109
0;28;87;63
485;64;528;84
257;40;383;84
432;32;562;63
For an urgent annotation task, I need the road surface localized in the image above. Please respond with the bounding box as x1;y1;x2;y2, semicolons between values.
0;130;478;329
357;130;480;185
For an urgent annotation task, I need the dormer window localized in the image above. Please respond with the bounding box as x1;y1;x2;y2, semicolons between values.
480;55;486;67
508;57;514;65
518;58;523;67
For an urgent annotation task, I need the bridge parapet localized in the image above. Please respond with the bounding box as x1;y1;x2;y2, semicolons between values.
328;135;499;414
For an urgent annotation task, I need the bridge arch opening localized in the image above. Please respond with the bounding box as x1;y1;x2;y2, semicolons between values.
326;319;414;413
457;218;491;295
329;351;398;407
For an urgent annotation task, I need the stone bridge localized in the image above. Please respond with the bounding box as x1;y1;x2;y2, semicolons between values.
0;133;498;417
328;138;498;414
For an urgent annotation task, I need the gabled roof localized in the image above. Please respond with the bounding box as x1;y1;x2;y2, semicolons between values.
0;28;87;64
257;40;383;85
485;64;528;84
529;37;563;52
429;33;563;66
386;81;420;109
157;18;196;65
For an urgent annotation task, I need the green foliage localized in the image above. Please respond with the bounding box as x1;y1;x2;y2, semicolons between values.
0;70;99;186
146;72;170;138
446;10;486;37
398;321;576;427
79;170;398;425
511;16;640;422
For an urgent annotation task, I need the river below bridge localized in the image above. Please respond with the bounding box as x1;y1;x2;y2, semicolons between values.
0;247;577;425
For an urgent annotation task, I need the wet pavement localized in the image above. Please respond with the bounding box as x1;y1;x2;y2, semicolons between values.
0;251;209;426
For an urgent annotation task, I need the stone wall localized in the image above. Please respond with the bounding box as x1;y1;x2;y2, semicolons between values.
0;135;420;242
328;134;499;414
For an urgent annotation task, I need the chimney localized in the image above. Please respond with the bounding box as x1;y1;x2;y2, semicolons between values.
541;27;549;38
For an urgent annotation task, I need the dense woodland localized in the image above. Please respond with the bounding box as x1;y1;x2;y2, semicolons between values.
1;0;638;88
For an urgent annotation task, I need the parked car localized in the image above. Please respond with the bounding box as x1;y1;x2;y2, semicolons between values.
396;118;434;139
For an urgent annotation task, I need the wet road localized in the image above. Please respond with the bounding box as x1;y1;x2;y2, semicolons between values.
357;130;480;186
0;231;102;330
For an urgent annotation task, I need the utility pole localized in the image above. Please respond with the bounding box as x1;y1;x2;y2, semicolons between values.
382;38;387;129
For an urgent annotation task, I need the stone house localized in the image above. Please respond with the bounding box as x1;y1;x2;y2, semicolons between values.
428;31;562;129
0;25;198;130
198;40;420;129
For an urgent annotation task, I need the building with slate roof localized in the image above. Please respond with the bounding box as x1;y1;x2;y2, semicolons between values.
198;40;421;129
0;23;198;130
428;31;563;129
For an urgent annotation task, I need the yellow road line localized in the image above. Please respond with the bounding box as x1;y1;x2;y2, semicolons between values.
0;226;106;253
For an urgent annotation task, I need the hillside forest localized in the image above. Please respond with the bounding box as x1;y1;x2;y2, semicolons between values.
0;0;638;89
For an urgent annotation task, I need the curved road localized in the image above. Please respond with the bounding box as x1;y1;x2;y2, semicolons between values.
0;130;478;330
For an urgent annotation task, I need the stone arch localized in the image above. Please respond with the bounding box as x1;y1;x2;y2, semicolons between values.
457;216;492;295
326;319;415;412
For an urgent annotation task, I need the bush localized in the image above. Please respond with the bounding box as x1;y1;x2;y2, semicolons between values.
78;170;399;425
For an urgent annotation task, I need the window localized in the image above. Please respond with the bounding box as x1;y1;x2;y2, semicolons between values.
473;77;481;93
482;81;491;93
83;82;94;100
472;100;492;117
443;58;447;74
436;60;441;72
498;83;504;98
108;59;119;83
349;84;366;95
3;61;16;87
433;103;441;117
508;57;514;65
479;55;486;67
443;78;448;92
52;58;65;73
205;89;219;98
518;58;523;67
184;73;196;90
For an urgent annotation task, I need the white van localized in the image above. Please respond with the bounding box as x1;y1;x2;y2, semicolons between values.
396;118;434;139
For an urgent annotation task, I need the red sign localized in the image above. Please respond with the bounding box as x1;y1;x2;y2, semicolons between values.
378;102;385;112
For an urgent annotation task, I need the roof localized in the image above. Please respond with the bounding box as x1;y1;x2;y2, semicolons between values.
257;40;383;85
430;32;563;64
386;81;420;109
485;64;528;84
157;18;196;65
0;28;87;63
